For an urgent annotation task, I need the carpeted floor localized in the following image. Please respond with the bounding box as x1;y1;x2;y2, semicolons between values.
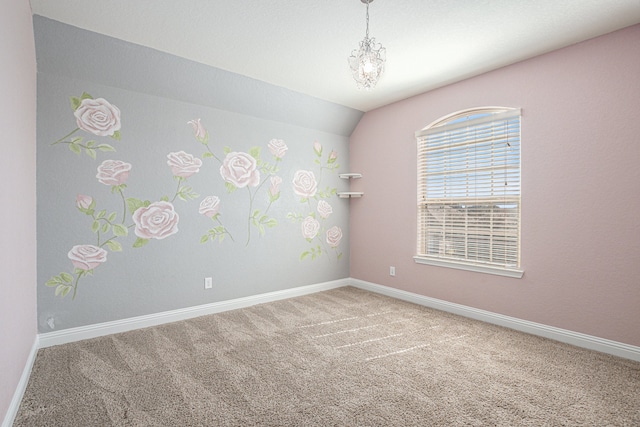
14;287;640;426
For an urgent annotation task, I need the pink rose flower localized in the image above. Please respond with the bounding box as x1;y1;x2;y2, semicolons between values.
167;151;202;178
292;170;318;198
199;196;220;218
132;201;179;240
187;118;207;141
68;244;108;271
220;152;260;188
268;139;288;159
270;176;282;197
328;150;338;163
313;141;322;156
326;226;343;248
76;194;93;210
301;216;320;240
74;97;121;137
317;200;333;219
96;160;132;186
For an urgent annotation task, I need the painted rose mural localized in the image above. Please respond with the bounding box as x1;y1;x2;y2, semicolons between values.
287;141;343;262
51;92;120;158
191;119;284;246
44;97;346;301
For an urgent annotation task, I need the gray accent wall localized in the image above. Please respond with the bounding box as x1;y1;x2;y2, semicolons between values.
35;16;356;332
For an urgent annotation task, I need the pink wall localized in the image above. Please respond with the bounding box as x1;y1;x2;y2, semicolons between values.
0;0;37;422
350;24;640;347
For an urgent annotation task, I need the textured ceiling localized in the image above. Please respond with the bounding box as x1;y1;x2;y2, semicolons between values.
29;0;640;112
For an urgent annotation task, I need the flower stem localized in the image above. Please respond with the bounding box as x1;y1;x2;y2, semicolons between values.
72;273;81;300
216;218;234;241
171;178;183;202
118;188;127;223
52;128;80;145
246;187;253;246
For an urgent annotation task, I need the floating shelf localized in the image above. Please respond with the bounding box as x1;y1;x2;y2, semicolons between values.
338;191;364;198
338;172;363;198
339;173;363;179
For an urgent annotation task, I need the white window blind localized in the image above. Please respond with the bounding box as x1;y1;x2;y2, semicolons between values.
415;108;522;275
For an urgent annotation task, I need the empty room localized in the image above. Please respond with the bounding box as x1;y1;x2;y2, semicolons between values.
2;1;640;425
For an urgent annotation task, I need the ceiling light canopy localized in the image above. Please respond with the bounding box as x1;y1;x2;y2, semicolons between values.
348;0;386;91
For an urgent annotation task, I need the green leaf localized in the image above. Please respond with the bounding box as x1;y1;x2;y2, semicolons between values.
300;251;310;260
69;143;81;155
202;152;214;159
45;279;59;287
97;144;116;152
223;146;231;155
258;225;265;236
218;234;226;243
60;286;72;298
80;92;93;100
86;140;96;148
133;237;149;248
101;223;110;233
91;220;100;233
112;224;128;237
96;210;106;219
70;96;81;111
337;252;343;260
107;212;117;222
266;218;278;228
85;148;97;159
105;240;123;252
248;146;261;160
269;192;280;203
200;235;209;243
126;198;145;214
111;130;121;141
60;272;74;283
225;182;237;193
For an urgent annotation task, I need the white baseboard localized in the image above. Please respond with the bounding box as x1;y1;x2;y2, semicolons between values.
2;336;39;427
39;278;349;348
349;278;640;362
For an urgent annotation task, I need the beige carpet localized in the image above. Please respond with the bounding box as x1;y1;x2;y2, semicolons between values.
14;287;640;426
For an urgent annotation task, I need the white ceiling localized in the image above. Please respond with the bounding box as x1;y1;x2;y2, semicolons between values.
29;0;640;112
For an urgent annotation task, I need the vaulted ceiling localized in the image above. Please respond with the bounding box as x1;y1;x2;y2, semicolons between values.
30;0;640;112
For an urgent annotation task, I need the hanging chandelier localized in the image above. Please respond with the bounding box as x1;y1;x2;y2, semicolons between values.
348;0;386;90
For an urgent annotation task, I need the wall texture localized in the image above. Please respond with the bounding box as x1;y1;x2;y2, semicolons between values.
0;0;38;422
35;18;352;332
349;24;640;347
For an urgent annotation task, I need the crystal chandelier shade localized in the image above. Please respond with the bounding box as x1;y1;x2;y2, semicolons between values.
348;0;386;90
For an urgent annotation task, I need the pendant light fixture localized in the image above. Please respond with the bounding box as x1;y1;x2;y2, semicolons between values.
348;0;386;90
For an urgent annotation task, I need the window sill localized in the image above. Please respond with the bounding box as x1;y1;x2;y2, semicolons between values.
413;256;524;278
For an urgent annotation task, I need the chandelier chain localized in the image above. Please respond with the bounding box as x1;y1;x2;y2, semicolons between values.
365;1;370;39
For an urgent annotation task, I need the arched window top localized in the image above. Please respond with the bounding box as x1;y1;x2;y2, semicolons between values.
418;106;520;135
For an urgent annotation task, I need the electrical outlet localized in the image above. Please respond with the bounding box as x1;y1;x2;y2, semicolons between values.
204;277;213;289
390;266;396;276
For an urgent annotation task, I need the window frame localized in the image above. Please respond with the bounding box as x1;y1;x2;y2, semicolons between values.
414;107;524;278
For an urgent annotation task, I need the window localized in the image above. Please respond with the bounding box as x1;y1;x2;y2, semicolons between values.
414;107;523;278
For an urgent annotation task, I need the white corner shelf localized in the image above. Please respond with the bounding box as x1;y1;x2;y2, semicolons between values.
339;173;363;179
338;191;364;198
338;173;363;198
